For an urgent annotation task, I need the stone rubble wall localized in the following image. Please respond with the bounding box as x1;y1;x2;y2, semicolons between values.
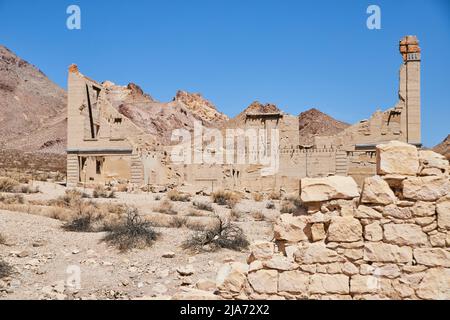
216;141;450;300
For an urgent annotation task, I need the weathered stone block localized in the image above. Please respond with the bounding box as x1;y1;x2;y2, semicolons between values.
364;221;383;242
248;270;278;294
309;274;349;294
437;195;450;230
247;241;274;263
416;268;450;300
413;248;450;267
216;262;249;293
363;242;412;263
294;243;344;264
278;271;309;293
383;223;428;246
376;141;419;176
300;176;359;203
361;176;397;205
327;216;362;242
403;176;450;201
273;214;308;243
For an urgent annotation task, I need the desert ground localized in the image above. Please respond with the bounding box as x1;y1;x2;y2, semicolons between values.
0;176;279;300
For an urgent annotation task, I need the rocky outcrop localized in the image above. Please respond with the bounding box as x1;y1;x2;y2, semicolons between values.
433;134;450;161
298;108;350;146
0;45;66;153
216;142;450;300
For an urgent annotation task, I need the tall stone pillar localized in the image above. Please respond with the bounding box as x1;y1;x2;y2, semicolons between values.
399;36;421;146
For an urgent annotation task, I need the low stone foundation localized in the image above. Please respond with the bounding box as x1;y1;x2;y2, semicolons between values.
216;141;450;300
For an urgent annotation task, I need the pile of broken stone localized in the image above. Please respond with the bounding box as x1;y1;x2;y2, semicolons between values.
214;141;449;300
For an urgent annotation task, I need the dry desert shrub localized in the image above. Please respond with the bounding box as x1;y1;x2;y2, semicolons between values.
62;200;125;232
0;233;5;245
187;209;206;217
167;189;191;202
0;177;19;192
268;191;281;200
230;209;242;221
0;259;13;279
92;185;115;199
182;217;249;252
252;210;265;221
49;189;90;208
0;194;24;205
212;190;241;208
171;216;187;228
265;201;275;209
252;192;264;202
18;184;39;194
280;195;306;214
154;200;177;215
102;208;158;252
146;213;186;228
193;201;214;212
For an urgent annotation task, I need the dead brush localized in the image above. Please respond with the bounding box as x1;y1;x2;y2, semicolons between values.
182;217;249;252
0;194;24;205
0;177;19;192
50;189;90;208
154;200;177;215
230;209;242;221
252;192;264;202
265;201;275;209
102;208;158;252
92;185;115;199
62;201;125;232
193;201;214;212
167;189;191;202
268;191;281;200
0;233;6;245
252;210;265;221
18;184;39;194
0;259;13;278
211;190;241;208
280;195;306;214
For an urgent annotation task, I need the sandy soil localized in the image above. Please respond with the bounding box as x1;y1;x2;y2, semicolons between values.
0;182;277;300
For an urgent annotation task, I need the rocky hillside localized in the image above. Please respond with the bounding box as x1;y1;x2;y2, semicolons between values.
433;134;450;160
103;82;229;144
0;45;67;154
298;108;350;145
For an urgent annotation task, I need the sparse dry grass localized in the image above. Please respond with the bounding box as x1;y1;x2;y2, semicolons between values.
230;209;242;221
265;201;275;209
268;191;281;200
0;233;6;245
145;214;186;229
0;259;13;278
0;177;19;192
102;208;158;252
252;192;264;202
167;189;191;202
154;200;177;215
0;194;24;205
92;185;115;199
212;190;241;208
182;217;249;252
193;201;214;212
280;195;306;214
252;210;265;221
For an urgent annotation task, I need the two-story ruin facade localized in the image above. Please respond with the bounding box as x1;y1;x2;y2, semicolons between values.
66;36;422;192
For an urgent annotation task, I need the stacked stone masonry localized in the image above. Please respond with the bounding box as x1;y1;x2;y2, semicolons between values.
216;141;450;300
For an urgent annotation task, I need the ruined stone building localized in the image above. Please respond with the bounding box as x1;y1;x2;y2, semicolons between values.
66;36;422;192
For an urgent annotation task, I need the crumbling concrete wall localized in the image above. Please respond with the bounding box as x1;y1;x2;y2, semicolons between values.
216;141;450;300
66;36;423;192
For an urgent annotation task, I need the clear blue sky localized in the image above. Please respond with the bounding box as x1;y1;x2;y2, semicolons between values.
0;0;449;147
